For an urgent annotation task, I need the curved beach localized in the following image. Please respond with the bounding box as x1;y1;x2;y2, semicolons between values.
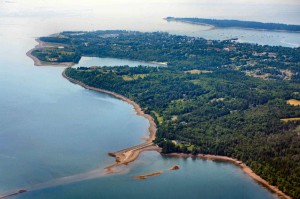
164;153;292;199
62;69;160;172
26;39;74;67
25;48;293;199
62;69;157;143
62;68;292;199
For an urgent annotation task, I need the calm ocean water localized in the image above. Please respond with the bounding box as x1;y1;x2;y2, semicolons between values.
0;0;299;198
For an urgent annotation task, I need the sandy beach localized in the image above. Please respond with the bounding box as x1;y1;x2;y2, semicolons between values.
26;39;74;67
62;69;161;173
62;69;157;143
163;153;292;199
26;46;161;171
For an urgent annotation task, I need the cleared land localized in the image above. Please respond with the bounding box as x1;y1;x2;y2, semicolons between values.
287;99;300;106
281;117;300;122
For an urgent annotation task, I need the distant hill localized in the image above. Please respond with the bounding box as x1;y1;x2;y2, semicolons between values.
165;17;300;32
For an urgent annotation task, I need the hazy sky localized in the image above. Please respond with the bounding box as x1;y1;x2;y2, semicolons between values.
1;0;299;25
1;0;300;5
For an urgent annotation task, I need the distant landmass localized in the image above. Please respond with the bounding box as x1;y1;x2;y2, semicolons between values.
165;17;300;32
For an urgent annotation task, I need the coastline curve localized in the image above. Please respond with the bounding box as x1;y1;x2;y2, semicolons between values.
62;68;293;199
24;45;294;199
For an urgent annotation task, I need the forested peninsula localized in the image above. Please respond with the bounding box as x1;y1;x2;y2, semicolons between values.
165;17;300;32
31;30;300;198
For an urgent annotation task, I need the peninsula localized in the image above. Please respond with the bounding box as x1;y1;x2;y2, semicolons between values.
165;17;300;32
28;30;300;199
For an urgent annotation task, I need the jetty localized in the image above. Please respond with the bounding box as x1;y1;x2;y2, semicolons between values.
108;142;160;165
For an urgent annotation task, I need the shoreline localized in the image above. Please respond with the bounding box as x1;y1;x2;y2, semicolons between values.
62;69;157;143
163;153;292;199
62;69;292;199
26;47;292;199
62;69;160;173
27;39;167;68
26;39;75;67
166;18;300;34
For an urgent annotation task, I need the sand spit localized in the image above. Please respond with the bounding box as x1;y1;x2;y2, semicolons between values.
26;39;74;67
133;171;163;180
133;165;180;180
105;145;161;174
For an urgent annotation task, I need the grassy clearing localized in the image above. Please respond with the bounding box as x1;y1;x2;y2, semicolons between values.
287;99;300;106
122;74;147;81
152;111;163;123
122;75;134;81
184;69;212;74
187;145;194;151
281;118;300;122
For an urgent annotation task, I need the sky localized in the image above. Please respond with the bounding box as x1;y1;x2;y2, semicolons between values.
0;0;299;25
1;0;300;5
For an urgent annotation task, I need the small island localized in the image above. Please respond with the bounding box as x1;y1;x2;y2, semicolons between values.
28;30;300;199
165;17;300;32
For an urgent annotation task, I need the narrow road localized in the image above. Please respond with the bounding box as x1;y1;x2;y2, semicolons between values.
108;142;155;157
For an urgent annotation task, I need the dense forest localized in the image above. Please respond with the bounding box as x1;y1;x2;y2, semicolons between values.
165;17;300;32
35;30;300;198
